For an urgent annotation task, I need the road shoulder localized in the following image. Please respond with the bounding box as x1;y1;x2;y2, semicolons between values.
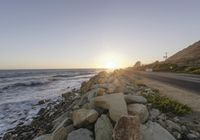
134;75;200;112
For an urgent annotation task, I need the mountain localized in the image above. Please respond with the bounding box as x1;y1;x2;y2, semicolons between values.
166;41;200;66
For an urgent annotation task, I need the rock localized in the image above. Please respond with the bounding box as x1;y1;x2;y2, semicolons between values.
72;108;98;127
51;118;74;140
86;89;103;100
95;88;106;96
92;83;116;93
181;125;187;132
52;112;68;130
93;93;128;122
95;115;113;140
157;119;167;128
37;99;50;105
82;102;95;110
67;128;94;140
141;121;176;140
190;130;200;137
108;78;124;93
78;88;105;106
158;113;167;121
187;133;198;139
150;108;160;120
123;85;138;95
62;92;73;100
33;134;52;140
72;105;80;110
91;84;110;90
37;108;46;115
172;131;182;139
173;117;180;123
166;120;181;132
113;115;142;140
80;71;109;93
124;95;147;104
127;104;149;123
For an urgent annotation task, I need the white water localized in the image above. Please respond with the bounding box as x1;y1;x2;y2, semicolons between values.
0;69;101;136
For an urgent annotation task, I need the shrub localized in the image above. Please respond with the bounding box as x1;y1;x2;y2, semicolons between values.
143;93;192;115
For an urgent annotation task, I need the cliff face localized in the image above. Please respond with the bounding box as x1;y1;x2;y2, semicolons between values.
166;41;200;66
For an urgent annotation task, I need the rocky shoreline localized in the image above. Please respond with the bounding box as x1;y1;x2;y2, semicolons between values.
3;69;200;140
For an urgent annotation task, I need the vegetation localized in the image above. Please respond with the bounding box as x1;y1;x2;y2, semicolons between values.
134;61;200;74
143;92;192;115
184;66;200;74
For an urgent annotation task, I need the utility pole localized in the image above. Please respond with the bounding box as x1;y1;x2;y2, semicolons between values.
163;52;168;61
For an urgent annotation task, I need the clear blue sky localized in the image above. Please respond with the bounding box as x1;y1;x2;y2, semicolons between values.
0;0;200;69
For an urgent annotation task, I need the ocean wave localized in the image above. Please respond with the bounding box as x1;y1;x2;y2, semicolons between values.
1;80;51;90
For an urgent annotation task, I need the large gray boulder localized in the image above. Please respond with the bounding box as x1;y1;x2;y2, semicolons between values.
95;115;113;140
128;104;149;123
124;95;147;104
113;115;142;140
67;128;94;140
141;121;176;140
93;93;128;122
72;108;98;127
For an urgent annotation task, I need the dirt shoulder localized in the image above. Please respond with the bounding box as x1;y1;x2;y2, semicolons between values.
133;74;200;112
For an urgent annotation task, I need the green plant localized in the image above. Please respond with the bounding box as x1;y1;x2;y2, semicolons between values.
143;93;192;115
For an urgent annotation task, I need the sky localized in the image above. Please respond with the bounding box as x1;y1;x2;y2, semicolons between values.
0;0;200;69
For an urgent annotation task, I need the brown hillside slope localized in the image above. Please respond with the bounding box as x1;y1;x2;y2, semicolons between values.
166;41;200;66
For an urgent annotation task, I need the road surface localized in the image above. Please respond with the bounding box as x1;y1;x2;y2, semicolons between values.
134;71;200;94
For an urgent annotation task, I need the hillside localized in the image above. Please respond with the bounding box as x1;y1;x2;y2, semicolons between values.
166;41;200;66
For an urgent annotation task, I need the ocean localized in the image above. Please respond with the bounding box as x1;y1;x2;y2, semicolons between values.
0;69;101;136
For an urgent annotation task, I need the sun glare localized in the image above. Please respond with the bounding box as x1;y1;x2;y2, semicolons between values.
105;61;118;69
96;52;128;69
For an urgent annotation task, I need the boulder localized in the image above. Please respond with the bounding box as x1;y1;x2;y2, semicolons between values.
95;115;113;140
157;119;167;128
128;104;149;123
51;119;74;140
113;115;142;140
141;121;176;140
37;99;49;105
158;113;167;121
92;83;116;93
72;108;98;127
166;120;181;132
33;134;52;140
67;128;94;140
124;95;147;104
187;133;198;139
149;108;160;120
82;102;95;110
80;71;108;93
93;93;128;122
95;88;106;96
85;88;105;100
78;88;105;106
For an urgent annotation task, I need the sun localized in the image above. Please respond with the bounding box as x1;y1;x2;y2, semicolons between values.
105;61;118;69
96;52;126;69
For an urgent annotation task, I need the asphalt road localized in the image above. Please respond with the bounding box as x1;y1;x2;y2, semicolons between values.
134;71;200;94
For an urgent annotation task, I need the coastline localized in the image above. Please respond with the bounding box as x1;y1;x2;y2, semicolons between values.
3;68;200;140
